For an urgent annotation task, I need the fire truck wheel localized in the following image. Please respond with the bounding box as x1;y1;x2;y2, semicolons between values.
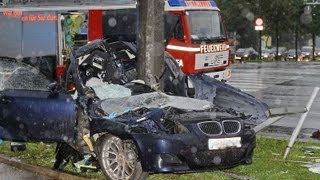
97;134;148;180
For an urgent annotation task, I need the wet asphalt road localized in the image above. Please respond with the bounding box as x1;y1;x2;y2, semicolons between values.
228;61;320;131
0;162;49;180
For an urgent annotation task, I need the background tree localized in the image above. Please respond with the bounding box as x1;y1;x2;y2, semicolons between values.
217;0;309;59
217;0;259;49
301;5;320;60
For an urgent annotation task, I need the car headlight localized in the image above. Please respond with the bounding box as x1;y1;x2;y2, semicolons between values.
225;68;231;78
244;55;248;57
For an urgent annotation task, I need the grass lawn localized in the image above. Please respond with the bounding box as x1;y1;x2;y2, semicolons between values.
228;137;320;180
0;137;320;179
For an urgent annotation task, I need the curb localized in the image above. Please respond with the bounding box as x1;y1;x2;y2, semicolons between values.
0;155;88;180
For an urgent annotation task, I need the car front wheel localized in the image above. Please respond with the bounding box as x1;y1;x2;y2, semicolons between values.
97;134;148;180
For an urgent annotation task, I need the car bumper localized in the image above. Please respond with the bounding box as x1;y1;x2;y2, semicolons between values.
235;56;248;60
302;54;311;59
133;129;255;173
187;68;232;88
204;68;231;81
234;56;242;60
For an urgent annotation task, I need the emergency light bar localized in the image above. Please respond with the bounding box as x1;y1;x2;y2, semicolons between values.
168;0;217;7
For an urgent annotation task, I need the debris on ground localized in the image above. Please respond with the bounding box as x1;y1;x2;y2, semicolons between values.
303;163;320;175
303;150;315;156
311;130;320;139
302;146;320;156
303;146;320;150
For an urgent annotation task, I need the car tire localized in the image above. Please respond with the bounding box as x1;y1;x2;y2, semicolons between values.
97;134;148;180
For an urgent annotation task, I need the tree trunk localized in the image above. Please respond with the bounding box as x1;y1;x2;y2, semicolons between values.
295;23;298;61
137;0;165;90
276;22;279;61
312;32;316;61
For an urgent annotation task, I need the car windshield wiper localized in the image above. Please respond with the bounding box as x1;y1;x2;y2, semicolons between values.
210;35;227;42
198;36;212;42
195;35;227;43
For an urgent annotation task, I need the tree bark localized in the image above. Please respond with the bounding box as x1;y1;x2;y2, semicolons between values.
276;22;279;61
312;32;316;61
295;25;298;61
137;0;165;90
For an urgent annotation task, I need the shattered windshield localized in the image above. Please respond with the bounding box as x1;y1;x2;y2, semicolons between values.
0;58;51;91
187;10;226;42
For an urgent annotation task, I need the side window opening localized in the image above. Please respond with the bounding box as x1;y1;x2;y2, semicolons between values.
102;9;137;43
165;13;184;42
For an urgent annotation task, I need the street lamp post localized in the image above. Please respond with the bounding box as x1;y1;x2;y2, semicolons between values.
255;18;264;60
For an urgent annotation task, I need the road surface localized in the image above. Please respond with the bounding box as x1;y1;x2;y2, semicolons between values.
228;62;320;133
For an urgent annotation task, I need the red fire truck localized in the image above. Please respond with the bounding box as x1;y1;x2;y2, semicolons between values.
0;0;136;80
87;0;231;81
0;0;230;82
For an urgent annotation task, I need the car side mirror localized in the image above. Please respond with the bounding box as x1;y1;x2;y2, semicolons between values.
47;82;61;98
47;82;58;91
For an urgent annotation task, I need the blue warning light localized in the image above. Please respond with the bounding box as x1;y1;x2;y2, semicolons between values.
168;0;217;7
168;0;187;6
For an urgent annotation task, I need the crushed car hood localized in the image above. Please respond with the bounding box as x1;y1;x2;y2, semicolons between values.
99;91;213;117
190;74;269;125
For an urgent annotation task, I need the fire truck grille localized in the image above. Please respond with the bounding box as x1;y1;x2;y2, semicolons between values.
195;51;229;70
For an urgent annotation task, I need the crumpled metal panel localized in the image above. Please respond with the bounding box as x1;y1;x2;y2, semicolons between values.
190;74;269;125
163;52;187;96
74;39;107;59
70;40;268;125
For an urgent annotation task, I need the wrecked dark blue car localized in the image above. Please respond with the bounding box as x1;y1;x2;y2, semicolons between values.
0;40;268;180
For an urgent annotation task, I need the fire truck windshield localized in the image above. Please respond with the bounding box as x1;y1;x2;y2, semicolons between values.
187;10;226;43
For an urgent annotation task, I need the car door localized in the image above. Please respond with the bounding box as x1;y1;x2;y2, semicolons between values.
0;89;76;142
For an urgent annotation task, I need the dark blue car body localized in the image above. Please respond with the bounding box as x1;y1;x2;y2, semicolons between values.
0;40;262;174
0;89;76;143
0;87;255;173
90;109;255;173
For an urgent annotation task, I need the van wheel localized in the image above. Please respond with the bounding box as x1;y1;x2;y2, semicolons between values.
97;134;148;180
